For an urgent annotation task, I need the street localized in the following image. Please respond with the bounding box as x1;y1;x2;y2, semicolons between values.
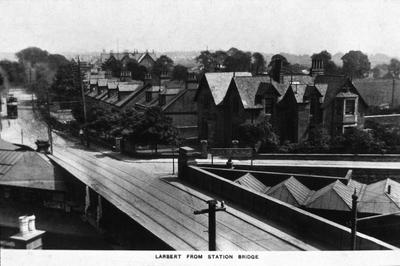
0;87;176;175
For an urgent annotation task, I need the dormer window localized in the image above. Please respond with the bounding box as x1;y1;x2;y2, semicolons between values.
146;91;152;102
345;99;356;115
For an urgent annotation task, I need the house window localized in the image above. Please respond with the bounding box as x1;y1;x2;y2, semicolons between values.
146;91;152;102
265;98;274;114
345;99;356;115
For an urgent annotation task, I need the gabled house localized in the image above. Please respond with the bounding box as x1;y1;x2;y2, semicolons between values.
202;57;369;147
194;72;252;146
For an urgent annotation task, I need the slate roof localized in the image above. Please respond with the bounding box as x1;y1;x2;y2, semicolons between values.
203;72;252;105
160;88;181;95
118;83;142;92
234;173;269;193
352;78;400;107
232;76;271;109
282;74;314;85
97;78;108;87
266;176;312;206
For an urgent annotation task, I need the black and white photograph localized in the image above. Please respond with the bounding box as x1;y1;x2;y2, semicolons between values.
1;0;400;265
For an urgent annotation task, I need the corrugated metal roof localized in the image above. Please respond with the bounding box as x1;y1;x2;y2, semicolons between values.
234;173;269;193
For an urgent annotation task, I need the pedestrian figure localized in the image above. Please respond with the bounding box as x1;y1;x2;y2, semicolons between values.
226;157;234;169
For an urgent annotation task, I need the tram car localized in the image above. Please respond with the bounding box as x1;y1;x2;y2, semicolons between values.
6;94;18;119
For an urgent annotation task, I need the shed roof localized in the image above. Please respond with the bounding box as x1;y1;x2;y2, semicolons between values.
305;180;353;211
358;179;400;214
0;146;66;191
266;176;312;206
234;173;269;194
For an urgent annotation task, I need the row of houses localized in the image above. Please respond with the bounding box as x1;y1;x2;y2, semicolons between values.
85;70;198;140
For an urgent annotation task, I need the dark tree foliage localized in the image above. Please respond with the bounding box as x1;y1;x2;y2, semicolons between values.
341;50;371;79
172;64;188;81
102;57;122;77
51;62;79;100
152;55;174;77
223;49;251;72
0;60;26;85
47;54;69;70
251;52;266;74
388;58;400;78
311;50;341;75
238;118;279;152
195;50;227;72
126;59;148;80
268;54;290;82
16;47;49;65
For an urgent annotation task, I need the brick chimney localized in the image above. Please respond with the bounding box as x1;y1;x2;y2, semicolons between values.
311;57;324;77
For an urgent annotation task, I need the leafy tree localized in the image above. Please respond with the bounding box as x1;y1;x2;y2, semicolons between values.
268;54;290;82
223;48;251;72
47;54;69;70
126;59;147;80
16;47;49;66
172;64;188;81
152;55;174;77
195;50;214;72
238;119;279;152
195;50;227;72
51;62;79;100
388;58;400;78
311;50;341;75
341;50;371;79
251;52;266;74
0;60;26;85
102;57;122;77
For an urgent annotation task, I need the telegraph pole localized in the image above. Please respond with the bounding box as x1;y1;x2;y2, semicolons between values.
46;87;53;154
194;200;226;251
77;56;88;147
350;189;358;250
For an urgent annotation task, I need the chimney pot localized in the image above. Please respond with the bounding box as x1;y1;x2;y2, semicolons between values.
27;215;36;231
18;216;29;235
388;184;392;194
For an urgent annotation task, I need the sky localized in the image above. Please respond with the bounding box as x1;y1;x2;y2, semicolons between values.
0;0;400;56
